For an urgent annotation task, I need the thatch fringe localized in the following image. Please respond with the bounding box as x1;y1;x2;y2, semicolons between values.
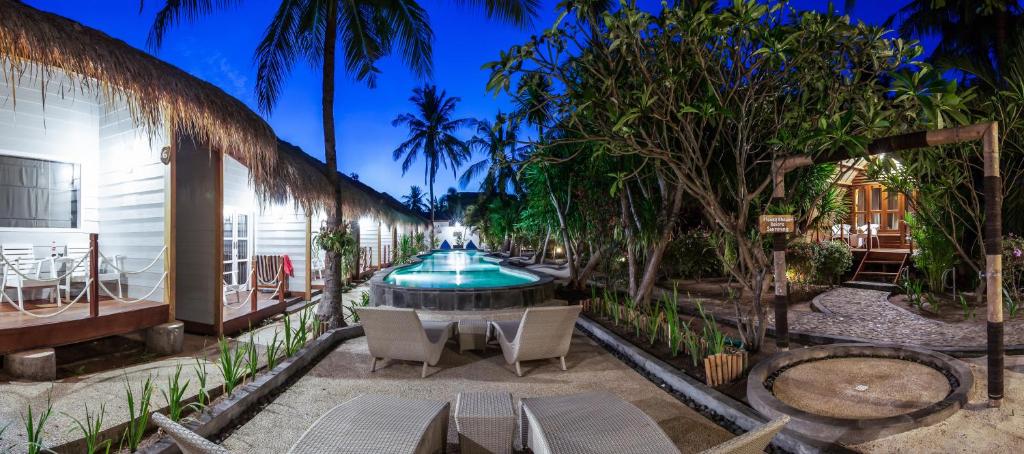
0;0;282;204
0;0;427;228
276;140;429;228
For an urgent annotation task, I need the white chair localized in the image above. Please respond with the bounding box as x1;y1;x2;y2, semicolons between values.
489;305;582;377
356;307;456;378
830;224;852;244
857;223;880;248
58;244;122;302
310;248;325;281
1;244;58;309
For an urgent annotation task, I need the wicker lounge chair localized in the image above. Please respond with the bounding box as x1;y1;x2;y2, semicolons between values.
519;391;680;454
288;394;450;454
489;305;581;376
357;307;456;378
698;416;790;454
152;413;230;454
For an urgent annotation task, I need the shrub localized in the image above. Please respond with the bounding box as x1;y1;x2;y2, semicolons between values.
811;240;853;285
786;239;817;284
907;213;957;292
122;376;154;452
1004;234;1024;311
664;229;722;280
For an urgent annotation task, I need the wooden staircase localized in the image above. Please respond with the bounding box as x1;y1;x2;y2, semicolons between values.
851;250;910;284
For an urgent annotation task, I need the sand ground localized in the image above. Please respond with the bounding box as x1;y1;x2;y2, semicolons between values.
221;332;734;453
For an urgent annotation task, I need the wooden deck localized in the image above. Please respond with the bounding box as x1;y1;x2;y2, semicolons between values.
220;290;303;335
0;298;168;355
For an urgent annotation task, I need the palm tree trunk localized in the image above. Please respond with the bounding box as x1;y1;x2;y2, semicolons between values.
316;1;347;330
429;180;436;247
534;226;550;264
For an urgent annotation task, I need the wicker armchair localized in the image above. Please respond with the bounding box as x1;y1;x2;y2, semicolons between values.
288;394;449;454
489;305;581;376
357;307;456;378
152;413;230;454
698;416;790;454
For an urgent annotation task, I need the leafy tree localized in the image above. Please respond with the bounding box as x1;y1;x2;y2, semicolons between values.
145;0;539;329
392;84;474;243
487;1;957;350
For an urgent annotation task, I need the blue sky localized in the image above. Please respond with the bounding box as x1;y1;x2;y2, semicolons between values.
27;0;919;200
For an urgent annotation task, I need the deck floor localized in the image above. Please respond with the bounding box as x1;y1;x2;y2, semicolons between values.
222;290;293;322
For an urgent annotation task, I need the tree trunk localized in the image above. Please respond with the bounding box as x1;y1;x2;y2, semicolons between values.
546;177;577;282
429;180;436;247
316;1;347;330
575;246;607;288
620;189;638;296
534;226;551;264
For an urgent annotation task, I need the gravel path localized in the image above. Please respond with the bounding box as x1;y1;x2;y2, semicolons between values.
665;286;1024;350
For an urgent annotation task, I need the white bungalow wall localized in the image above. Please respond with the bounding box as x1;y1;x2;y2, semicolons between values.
0;63;167;302
224;156;309;292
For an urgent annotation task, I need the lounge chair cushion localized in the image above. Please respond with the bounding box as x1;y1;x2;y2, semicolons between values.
520;391;679;454
289;394;449;454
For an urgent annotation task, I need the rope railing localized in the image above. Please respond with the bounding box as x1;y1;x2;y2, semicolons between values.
99;245;167;275
98;272;167;305
0;277;91;318
222;261;286;307
0;251;91;283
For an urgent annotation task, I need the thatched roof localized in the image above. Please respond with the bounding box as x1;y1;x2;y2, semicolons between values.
276;140;429;227
0;0;286;204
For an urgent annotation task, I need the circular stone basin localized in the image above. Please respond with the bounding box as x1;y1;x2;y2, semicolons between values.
771;358;951;419
747;344;973;444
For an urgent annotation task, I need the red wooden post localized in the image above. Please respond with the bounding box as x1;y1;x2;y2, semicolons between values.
249;260;258;312
278;260;286;304
89;233;99;317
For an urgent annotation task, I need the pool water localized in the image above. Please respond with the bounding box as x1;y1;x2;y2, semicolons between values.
384;250;539;289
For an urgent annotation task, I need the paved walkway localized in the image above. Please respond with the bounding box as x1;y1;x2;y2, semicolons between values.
666;286;1024;351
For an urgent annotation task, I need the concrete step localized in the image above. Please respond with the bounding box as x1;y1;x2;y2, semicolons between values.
842;280;899;292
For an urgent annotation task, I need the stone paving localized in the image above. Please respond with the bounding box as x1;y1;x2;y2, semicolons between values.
661;286;1024;350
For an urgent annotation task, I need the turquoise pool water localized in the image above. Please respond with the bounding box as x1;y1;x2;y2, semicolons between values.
384;250;539;289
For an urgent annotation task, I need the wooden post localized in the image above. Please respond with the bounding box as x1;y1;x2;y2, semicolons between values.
983;122;1003;407
213;150;224;337
249;260;258;312
165;137;177;322
278;262;286;305
305;214;312;301
89;233;99;317
377;220;383;269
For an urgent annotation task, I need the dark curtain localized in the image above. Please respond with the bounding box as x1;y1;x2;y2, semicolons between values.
0;155;78;228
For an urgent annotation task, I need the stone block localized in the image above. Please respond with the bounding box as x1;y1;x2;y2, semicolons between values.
4;348;56;381
146;321;185;356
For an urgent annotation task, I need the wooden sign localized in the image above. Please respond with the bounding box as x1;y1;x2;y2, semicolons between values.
759;215;795;234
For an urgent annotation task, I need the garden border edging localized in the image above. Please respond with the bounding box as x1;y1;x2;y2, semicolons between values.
141;325;364;454
575;316;851;454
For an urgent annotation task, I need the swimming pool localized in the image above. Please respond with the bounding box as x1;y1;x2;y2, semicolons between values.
383;250;538;289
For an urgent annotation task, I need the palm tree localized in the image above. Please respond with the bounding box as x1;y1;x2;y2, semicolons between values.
392;85;473;243
461;113;525;196
402;185;429;214
145;0;538;329
890;0;1023;84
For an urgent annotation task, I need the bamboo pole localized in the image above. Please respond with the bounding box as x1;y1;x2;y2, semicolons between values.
771;163;790;350
983;123;1003;407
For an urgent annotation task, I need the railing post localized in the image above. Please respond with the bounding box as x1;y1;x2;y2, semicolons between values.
89;233;99;317
278;260;286;305
249;260;257;312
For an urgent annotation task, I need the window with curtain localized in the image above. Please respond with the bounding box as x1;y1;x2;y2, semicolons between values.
0;155;80;228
